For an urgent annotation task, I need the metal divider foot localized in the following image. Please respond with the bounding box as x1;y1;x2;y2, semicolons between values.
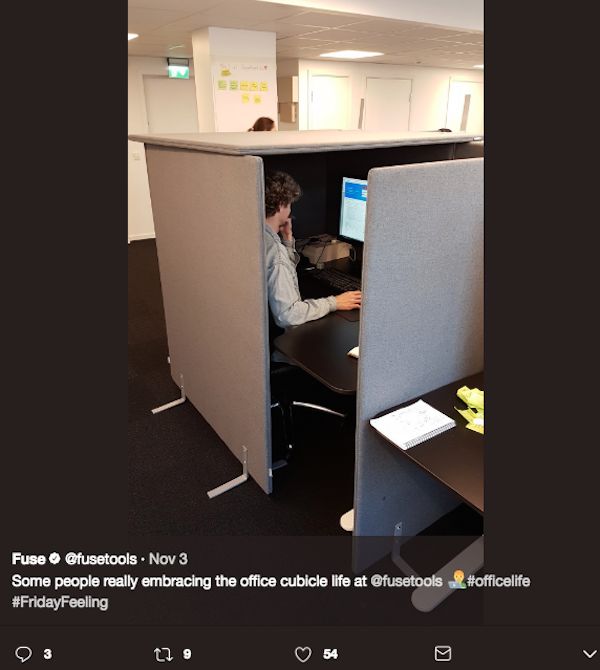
207;446;249;499
151;373;186;414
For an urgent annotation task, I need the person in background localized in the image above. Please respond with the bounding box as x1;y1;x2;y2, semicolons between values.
249;117;275;131
264;171;361;330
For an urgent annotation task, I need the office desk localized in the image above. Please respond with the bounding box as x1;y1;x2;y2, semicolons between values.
374;371;484;513
274;314;484;549
372;372;484;611
342;372;484;534
273;313;359;394
275;315;483;511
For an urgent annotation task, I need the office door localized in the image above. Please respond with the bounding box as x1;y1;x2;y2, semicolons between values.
143;75;199;133
364;77;412;131
308;74;350;129
446;80;483;134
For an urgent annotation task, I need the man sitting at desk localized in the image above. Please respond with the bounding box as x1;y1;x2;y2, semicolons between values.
264;171;361;329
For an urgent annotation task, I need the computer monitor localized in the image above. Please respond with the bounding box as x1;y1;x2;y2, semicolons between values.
339;177;368;243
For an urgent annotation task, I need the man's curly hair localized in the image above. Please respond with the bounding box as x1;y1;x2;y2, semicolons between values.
264;171;302;218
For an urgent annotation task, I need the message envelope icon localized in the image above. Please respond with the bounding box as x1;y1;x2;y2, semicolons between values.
434;645;452;662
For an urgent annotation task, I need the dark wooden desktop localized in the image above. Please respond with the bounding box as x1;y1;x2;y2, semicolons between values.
273;313;358;394
373;372;484;513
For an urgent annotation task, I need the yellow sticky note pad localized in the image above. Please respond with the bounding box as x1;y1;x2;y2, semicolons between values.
456;408;475;423
240;81;249;91
217;80;227;90
455;398;484;434
229;80;239;90
241;94;250;104
260;81;268;91
250;81;259;91
254;95;261;104
456;385;484;434
221;68;231;77
457;386;484;410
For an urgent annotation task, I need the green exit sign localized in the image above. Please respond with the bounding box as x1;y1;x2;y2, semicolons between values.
168;65;189;79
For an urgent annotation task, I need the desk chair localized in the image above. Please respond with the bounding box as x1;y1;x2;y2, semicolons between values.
269;314;346;466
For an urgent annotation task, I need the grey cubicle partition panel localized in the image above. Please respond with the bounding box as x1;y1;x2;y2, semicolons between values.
129;129;480;156
130;131;485;500
354;158;483;548
454;140;484;159
144;146;273;494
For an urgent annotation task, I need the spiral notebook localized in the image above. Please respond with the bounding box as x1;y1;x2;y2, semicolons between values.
370;399;456;450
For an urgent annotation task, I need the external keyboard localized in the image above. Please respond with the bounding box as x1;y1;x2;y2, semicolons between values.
315;267;361;293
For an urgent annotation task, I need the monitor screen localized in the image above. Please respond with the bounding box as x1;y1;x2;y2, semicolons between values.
339;177;368;243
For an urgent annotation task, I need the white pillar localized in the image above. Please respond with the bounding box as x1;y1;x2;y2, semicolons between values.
191;27;277;132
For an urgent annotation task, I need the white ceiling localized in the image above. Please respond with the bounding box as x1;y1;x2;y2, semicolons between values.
128;0;483;69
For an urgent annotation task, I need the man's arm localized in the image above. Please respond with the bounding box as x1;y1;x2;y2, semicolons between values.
269;218;361;326
280;219;300;267
267;258;336;329
282;238;300;267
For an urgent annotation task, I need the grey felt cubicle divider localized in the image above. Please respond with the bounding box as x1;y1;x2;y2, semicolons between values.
454;140;484;159
353;159;483;547
131;130;484;502
144;146;273;494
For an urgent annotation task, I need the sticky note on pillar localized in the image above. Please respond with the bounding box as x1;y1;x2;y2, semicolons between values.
241;94;250;104
217;80;227;90
229;80;238;90
254;95;262;104
250;81;259;91
240;81;249;91
260;81;268;91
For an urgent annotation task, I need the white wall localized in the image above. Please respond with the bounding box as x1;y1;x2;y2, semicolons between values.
192;27;277;131
129;31;279;240
128;56;197;241
129;54;483;240
297;59;483;132
276;59;299;130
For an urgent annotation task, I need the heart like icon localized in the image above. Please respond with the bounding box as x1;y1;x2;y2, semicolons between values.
294;646;312;663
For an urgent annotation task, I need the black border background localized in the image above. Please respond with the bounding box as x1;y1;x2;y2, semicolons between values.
2;0;598;663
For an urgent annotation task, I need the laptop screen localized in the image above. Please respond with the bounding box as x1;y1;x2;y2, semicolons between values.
339;177;367;243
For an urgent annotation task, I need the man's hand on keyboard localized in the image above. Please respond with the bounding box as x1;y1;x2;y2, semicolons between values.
335;290;362;311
